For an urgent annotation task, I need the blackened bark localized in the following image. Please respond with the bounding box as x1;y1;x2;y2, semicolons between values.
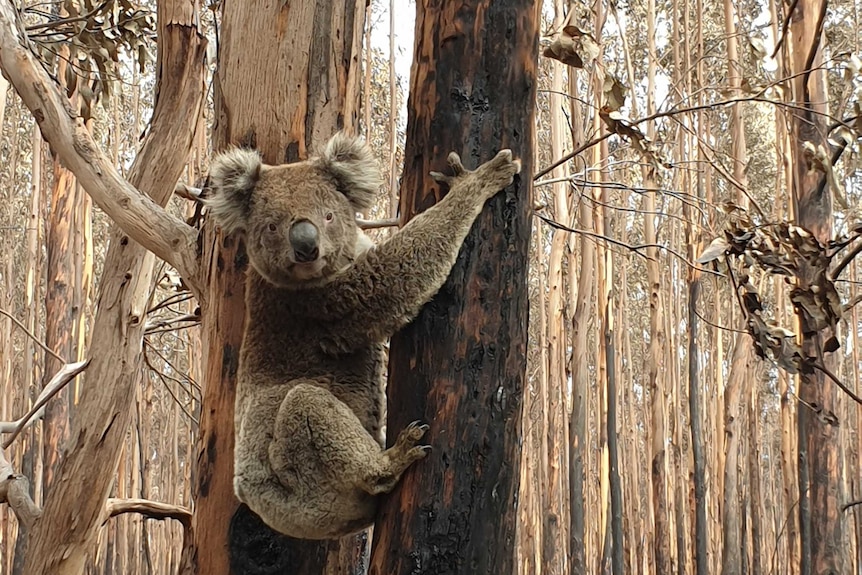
367;2;537;574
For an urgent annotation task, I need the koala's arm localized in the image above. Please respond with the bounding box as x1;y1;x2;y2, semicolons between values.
322;150;520;352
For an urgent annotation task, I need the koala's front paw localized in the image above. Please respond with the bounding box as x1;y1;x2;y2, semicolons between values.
431;149;521;200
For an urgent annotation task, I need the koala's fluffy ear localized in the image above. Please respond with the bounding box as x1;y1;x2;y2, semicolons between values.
319;133;382;211
206;148;263;234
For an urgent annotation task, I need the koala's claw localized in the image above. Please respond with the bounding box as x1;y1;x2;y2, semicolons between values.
407;445;432;462
447;152;467;175
394;421;429;451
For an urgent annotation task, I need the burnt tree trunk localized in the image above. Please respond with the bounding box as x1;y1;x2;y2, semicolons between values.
191;2;367;574
367;2;537;574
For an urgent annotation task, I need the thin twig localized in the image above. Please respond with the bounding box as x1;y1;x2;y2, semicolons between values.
830;237;862;280
0;307;66;364
809;361;862;408
768;493;802;575
357;217;399;230
535;213;725;277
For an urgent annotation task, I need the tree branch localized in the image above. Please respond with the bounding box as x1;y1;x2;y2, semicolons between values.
1;360;89;446
0;448;42;529
0;1;204;298
0;307;65;364
104;498;192;527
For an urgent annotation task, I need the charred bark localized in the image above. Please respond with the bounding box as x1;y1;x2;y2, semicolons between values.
367;2;537;574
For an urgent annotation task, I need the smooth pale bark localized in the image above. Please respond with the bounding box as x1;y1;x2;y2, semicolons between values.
568;70;592;575
191;1;367;574
367;1;536;573
641;0;671;569
542;4;570;573
0;2;208;573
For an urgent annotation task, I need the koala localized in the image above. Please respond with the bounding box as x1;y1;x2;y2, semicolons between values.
205;132;520;540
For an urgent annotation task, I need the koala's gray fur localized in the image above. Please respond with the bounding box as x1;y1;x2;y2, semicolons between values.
205;133;520;539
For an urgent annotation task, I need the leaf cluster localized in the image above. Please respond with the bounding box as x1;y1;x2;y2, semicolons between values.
698;205;862;377
22;0;155;112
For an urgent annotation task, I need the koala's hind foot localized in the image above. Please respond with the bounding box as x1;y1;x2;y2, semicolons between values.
265;382;428;537
360;421;430;495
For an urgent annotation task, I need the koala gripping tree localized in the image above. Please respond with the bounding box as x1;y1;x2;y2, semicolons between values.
369;1;538;574
194;2;370;574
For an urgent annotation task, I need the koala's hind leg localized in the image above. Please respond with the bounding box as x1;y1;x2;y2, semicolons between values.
270;382;429;499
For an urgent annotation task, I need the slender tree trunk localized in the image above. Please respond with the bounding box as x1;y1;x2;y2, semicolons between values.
748;385;764;575
42;119;78;501
191;1;367;574
568;70;592;575
788;0;841;571
367;1;537;573
641;0;671;568
722;337;754;575
543;5;570;572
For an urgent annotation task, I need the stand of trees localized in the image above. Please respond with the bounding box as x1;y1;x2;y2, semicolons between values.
0;0;861;574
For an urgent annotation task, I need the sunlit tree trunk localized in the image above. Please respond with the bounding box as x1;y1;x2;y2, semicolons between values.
542;4;571;573
42;56;78;498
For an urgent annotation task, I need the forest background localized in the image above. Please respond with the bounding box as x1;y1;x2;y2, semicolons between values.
0;0;861;574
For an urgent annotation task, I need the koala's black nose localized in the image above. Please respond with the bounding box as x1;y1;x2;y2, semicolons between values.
289;220;320;263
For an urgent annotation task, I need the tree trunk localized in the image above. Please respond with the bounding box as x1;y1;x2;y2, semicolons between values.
19;3;206;573
543;4;570;573
568;70;592;575
788;0;842;571
190;1;367;574
366;1;537;573
42;45;79;496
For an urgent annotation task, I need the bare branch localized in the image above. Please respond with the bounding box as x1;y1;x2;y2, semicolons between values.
174;182;202;201
830;237;862;281
809;361;862;408
535;213;725;276
1;360;90;446
0;1;204;298
0;448;42;529
104;498;192;527
0;307;66;364
358;217;399;230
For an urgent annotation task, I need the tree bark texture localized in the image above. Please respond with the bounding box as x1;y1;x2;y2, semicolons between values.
191;1;367;574
16;2;207;573
567;73;592;575
367;2;537;574
788;0;842;571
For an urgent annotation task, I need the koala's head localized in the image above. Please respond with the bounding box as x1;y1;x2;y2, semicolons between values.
206;133;381;287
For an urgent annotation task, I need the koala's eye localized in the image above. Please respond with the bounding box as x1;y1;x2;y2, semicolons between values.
267;223;277;232
324;212;334;222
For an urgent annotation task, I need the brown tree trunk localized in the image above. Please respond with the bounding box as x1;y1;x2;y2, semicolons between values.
190;1;367;574
788;0;841;571
41;44;79;497
366;1;537;573
20;3;206;573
